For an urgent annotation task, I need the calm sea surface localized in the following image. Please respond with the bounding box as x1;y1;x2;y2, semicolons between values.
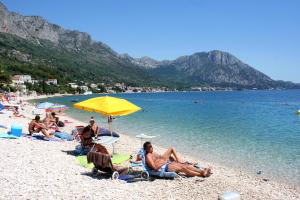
41;90;300;185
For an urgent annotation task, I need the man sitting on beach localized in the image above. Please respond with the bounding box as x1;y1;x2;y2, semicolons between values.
28;115;52;138
143;141;212;177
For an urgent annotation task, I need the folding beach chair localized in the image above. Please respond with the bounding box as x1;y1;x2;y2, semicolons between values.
87;151;128;179
139;149;178;179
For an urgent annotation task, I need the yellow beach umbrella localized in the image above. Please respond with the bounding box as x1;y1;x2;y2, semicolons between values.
74;96;141;116
74;96;141;153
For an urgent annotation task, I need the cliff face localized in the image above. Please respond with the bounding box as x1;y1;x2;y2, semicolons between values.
0;2;113;52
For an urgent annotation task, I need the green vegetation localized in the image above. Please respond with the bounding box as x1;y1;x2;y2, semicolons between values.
0;32;161;87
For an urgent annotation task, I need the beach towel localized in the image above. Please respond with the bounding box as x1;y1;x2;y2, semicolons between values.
76;154;131;169
54;132;73;141
118;174;147;182
32;135;63;142
0;133;19;139
98;128;120;137
0;103;4;111
0;125;7;129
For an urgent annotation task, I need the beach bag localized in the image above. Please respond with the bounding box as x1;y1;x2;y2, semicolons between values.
57;121;65;127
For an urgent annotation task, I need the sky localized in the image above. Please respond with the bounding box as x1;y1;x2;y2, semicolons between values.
2;0;300;82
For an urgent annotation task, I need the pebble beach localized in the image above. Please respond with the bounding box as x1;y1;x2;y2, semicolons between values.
0;96;299;200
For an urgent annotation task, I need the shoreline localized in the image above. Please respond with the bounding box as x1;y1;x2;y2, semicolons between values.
33;93;300;188
0;95;299;199
27;95;300;190
27;96;300;190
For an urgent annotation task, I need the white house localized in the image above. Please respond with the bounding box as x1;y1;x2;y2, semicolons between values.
45;79;58;85
79;86;89;92
68;83;78;89
90;83;97;88
11;75;32;85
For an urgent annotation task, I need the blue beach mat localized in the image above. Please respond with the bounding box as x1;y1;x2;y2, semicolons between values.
0;133;19;139
32;135;63;142
54;132;73;141
99;128;120;137
0;103;4;111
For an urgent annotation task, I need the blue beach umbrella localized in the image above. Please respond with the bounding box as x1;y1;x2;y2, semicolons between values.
37;102;54;109
46;104;68;112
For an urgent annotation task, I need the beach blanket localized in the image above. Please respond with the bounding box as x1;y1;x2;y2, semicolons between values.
0;125;7;129
76;154;131;169
0;103;4;111
99;128;120;137
54;132;73;141
32;135;63;142
0;133;19;139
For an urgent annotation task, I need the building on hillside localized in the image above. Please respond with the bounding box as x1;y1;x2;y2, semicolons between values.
45;79;58;85
31;80;39;84
90;83;97;88
79;86;89;92
68;83;78;89
11;75;32;85
13;75;32;82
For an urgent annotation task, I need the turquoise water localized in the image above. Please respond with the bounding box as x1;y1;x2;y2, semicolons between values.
44;90;300;185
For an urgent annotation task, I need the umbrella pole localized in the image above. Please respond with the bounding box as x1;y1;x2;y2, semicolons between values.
108;117;115;154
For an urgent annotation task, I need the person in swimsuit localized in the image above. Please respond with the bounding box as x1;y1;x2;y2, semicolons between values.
81;118;108;154
28;115;52;137
13;106;26;118
43;112;58;128
144;141;212;177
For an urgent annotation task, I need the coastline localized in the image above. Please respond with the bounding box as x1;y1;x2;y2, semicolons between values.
0;95;299;199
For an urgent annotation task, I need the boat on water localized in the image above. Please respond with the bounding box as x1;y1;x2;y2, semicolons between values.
70;99;79;103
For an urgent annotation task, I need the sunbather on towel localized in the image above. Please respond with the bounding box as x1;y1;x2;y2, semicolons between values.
143;141;212;177
13;106;26;118
29;115;52;138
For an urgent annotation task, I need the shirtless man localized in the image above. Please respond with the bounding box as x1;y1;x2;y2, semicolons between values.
144;141;212;177
28;115;52;137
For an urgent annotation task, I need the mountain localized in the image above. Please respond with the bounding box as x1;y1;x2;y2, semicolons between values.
0;2;298;89
146;51;278;89
0;2;159;86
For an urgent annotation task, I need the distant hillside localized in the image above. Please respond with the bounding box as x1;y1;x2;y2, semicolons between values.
145;51;297;89
0;2;298;89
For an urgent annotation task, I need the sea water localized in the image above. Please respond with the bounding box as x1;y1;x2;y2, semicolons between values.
43;90;300;186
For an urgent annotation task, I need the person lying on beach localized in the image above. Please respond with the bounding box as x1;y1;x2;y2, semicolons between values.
80;119;108;154
143;141;212;177
13;106;26;118
29;115;52;138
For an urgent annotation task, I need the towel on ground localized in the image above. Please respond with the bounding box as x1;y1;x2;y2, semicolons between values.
0;133;19;139
54;132;73;141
